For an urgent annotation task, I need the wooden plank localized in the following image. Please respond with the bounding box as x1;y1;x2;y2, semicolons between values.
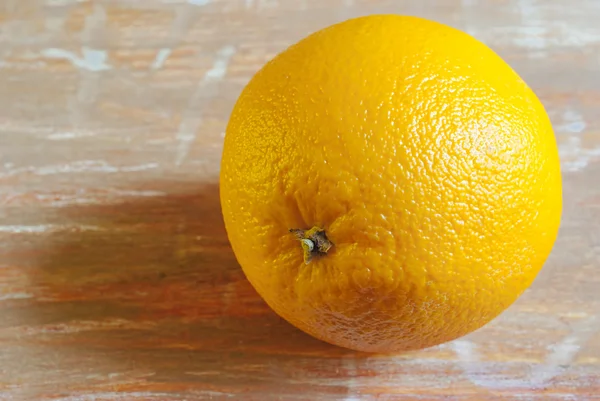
0;0;598;399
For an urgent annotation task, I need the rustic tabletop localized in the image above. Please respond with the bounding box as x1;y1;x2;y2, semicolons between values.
1;0;599;400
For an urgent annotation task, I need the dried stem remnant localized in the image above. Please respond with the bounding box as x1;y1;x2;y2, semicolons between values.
289;226;333;264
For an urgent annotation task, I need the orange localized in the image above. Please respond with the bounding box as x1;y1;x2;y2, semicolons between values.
219;15;562;353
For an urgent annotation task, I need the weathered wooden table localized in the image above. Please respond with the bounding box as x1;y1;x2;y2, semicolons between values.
1;0;599;400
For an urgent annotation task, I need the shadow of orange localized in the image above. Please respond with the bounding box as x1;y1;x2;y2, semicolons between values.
25;181;358;397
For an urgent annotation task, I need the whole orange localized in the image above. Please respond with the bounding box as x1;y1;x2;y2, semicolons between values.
220;15;562;353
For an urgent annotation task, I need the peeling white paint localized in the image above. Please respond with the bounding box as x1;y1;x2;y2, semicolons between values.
0;224;102;233
0;225;56;233
558;109;587;134
342;356;361;401
450;340;482;381
26;189;166;207
517;1;545;36
556;109;599;172
560;136;600;172
529;315;599;386
460;0;477;37
452;315;600;390
556;24;600;48
204;45;236;81
452;340;535;389
47;131;97;140
174;130;199;166
498;23;600;50
465;0;600;53
150;48;172;70
511;0;550;58
46;0;89;5
107;189;166;197
1;161;159;177
39;391;175;401
0;292;33;301
175;45;236;165
41;47;111;72
513;26;548;51
34;161;159;175
61;2;107;125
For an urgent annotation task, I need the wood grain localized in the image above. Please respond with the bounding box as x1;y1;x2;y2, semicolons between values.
0;0;599;400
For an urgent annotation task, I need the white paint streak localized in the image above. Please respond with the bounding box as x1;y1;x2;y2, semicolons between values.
0;224;102;233
467;0;600;53
150;48;172;70
516;0;547;49
46;0;88;5
558;109;587;134
55;161;156;174
107;189;166;197
1;161;159;178
47;131;97;140
342;356;362;401
175;45;236;165
528;315;600;386
185;371;220;376
194;391;235;398
19;385;235;400
460;0;477;37
556;109;600;172
557;24;600;47
32;161;159;175
453;340;536;389
513;26;548;52
0;292;33;301
450;340;483;381
0;225;56;233
560;137;600;172
50;392;175;401
41;47;111;71
1;319;158;338
257;0;280;9
507;24;600;49
453;315;600;390
23;189;166;207
66;3;107;125
146;3;193;74
204;45;236;81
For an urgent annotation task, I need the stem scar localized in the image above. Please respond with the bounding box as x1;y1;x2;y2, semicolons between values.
289;226;333;264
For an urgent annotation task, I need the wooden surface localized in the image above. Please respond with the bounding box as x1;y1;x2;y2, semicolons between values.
1;0;599;400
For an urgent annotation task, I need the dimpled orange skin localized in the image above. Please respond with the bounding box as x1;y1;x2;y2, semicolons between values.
219;15;562;353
